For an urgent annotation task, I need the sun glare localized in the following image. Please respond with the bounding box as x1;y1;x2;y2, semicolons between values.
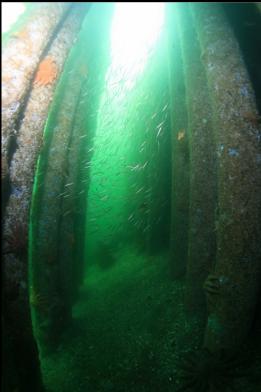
2;2;26;33
109;2;165;85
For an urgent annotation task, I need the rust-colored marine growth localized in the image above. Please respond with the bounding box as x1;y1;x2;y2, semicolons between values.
11;29;29;41
1;157;9;181
242;111;261;127
34;56;58;87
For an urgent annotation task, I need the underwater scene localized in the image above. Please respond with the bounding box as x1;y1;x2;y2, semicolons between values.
2;2;261;392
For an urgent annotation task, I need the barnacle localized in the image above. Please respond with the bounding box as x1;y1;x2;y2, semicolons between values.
11;29;29;40
34;56;57;87
177;348;250;392
3;222;28;257
242;111;261;127
203;274;220;311
203;274;220;296
11;29;32;53
1;157;9;181
177;129;186;141
29;286;48;313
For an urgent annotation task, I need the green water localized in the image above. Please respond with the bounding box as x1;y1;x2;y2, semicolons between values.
28;3;261;392
29;3;176;391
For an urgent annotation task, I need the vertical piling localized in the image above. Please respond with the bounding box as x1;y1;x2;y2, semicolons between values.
177;3;217;316
192;2;261;352
166;3;190;279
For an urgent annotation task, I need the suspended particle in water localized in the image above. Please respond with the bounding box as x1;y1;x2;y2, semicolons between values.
128;213;134;221
177;129;185;141
136;186;144;194
156;126;163;138
162;104;168;112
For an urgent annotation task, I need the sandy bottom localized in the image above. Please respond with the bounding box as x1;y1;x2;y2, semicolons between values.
40;246;260;392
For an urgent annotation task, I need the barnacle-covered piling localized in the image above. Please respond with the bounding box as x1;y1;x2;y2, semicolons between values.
191;2;261;352
29;3;114;354
166;3;190;279
177;3;216;316
1;3;71;184
29;67;85;352
5;4;89;256
2;3;90;388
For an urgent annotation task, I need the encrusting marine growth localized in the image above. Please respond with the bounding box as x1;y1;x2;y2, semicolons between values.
177;348;251;392
34;56;58;87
